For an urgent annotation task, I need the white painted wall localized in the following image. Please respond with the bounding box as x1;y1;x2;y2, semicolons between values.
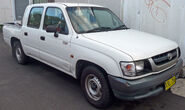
0;0;14;24
124;0;185;65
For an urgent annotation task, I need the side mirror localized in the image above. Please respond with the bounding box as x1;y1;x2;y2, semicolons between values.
46;25;57;33
46;25;58;37
46;25;68;37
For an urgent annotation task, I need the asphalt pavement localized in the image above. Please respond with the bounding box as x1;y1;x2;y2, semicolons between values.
0;33;185;110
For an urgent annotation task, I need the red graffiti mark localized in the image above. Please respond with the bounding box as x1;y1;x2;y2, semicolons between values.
145;0;171;23
145;0;154;12
151;6;167;23
145;0;171;8
162;0;171;7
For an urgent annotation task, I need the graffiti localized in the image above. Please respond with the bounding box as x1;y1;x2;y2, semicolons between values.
145;0;171;23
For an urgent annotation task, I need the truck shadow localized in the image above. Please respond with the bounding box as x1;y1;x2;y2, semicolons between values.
107;87;185;110
28;59;185;110
108;87;185;110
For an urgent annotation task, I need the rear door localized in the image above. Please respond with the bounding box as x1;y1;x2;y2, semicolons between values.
22;7;44;58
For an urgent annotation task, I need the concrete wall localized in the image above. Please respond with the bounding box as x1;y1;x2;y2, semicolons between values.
0;0;32;24
0;0;14;24
124;0;185;64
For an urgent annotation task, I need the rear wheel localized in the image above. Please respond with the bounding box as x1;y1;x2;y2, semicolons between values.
12;41;28;65
81;66;112;108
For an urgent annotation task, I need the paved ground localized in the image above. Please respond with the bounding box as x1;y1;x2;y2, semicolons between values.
0;33;185;110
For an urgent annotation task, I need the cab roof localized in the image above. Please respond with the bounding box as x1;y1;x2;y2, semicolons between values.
61;3;103;7
30;2;103;8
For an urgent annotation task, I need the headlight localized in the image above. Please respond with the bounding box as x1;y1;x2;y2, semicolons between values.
135;61;144;72
120;60;150;77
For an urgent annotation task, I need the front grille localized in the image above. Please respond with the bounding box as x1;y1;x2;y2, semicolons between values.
152;49;177;65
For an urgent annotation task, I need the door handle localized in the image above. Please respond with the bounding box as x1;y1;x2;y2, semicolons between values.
24;32;28;36
63;41;68;45
40;36;45;41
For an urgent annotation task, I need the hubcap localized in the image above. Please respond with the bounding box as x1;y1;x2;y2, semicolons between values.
85;74;102;101
15;47;22;62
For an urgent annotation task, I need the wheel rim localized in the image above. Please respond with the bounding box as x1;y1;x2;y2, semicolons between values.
15;47;22;62
85;74;102;101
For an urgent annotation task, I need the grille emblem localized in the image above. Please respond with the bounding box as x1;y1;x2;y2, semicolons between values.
167;53;173;60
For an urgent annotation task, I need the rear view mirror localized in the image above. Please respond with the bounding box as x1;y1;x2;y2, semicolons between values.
46;25;57;33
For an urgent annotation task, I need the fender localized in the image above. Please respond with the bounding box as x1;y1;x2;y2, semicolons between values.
71;43;127;78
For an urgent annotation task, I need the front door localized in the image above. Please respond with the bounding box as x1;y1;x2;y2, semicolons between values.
39;7;72;73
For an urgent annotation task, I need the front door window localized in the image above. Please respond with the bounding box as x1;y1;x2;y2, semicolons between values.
43;7;68;34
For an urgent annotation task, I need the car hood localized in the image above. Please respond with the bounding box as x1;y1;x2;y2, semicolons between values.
82;29;178;60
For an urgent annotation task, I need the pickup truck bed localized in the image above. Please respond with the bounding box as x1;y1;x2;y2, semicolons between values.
3;23;22;47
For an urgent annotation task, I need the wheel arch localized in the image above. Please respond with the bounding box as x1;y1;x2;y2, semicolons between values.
76;60;108;80
10;37;20;47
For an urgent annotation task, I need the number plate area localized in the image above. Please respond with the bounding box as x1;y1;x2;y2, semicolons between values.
165;76;176;91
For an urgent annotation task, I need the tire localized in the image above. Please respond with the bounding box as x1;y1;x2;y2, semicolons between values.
12;41;28;65
81;66;112;108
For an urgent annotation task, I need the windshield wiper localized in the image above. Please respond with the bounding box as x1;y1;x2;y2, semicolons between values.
85;27;112;33
113;25;129;30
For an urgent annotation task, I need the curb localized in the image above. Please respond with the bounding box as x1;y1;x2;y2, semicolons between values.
179;67;185;78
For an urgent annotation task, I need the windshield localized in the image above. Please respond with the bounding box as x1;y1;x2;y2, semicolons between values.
66;7;127;33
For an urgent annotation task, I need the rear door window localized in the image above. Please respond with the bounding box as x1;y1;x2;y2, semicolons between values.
27;7;44;29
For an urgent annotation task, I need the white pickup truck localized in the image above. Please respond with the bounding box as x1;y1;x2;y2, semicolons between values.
3;3;183;108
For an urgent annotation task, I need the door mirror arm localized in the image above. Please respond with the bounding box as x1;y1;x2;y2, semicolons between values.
54;32;59;37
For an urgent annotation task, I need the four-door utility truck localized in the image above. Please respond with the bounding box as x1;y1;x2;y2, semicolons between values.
3;3;183;108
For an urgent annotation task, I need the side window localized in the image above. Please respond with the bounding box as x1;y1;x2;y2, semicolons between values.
43;7;68;34
27;7;44;29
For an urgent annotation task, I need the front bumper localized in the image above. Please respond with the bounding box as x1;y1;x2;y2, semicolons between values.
108;58;183;100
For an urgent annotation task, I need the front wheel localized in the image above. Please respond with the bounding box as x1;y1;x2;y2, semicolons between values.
81;66;112;108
